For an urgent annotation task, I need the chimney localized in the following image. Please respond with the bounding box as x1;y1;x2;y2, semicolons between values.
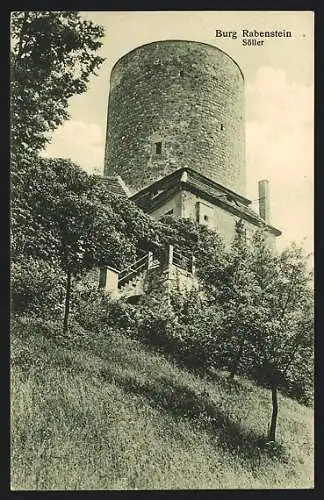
258;179;270;223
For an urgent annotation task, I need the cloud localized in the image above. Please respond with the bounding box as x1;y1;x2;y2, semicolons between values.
246;67;313;253
42;120;105;175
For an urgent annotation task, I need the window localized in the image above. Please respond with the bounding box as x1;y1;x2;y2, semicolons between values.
179;70;184;77
155;141;162;154
220;124;224;131
196;201;213;226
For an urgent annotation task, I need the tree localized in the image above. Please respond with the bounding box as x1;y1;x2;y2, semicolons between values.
199;228;313;441
193;228;262;379
11;256;66;317
12;158;157;333
228;233;314;441
10;11;105;165
249;240;313;441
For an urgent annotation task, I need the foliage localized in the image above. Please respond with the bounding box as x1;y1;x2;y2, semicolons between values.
10;11;105;165
94;182;162;252
246;237;314;390
208;233;264;379
134;295;179;352
132;288;224;373
12;158;160;271
72;282;137;336
219;233;314;439
12;158;132;270
157;215;228;286
11;257;65;317
70;282;109;333
11;158;118;332
11;157;159;333
129;223;313;439
105;299;138;333
192;230;314;397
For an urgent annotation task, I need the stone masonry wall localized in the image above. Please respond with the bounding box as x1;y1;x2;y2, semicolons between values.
104;40;246;196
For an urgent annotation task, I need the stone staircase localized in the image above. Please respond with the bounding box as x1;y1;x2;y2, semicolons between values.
118;253;161;300
99;245;195;300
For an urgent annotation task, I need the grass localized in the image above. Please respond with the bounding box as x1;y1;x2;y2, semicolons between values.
11;316;314;490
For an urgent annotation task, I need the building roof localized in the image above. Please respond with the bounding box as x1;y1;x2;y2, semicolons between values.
130;167;281;237
99;175;131;197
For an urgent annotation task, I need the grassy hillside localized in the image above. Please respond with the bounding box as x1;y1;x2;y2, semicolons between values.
11;317;314;490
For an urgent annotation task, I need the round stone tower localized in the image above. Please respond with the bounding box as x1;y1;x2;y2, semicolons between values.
104;40;246;195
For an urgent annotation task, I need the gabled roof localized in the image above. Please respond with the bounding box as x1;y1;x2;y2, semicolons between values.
130;167;281;237
131;166;250;205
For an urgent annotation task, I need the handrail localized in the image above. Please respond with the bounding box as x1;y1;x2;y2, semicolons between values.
173;249;190;262
118;261;147;286
173;261;190;273
173;253;190;263
117;244;194;292
173;252;191;271
118;253;148;279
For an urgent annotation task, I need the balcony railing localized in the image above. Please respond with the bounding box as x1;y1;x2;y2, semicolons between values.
116;244;195;291
118;253;150;289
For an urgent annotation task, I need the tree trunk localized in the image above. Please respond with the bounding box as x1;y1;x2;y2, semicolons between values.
268;385;278;441
229;340;244;380
63;268;72;334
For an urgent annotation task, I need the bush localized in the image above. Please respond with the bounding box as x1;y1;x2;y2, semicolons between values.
11;257;65;317
106;299;137;333
134;296;180;353
72;283;137;335
72;284;111;332
281;362;314;407
133;290;225;374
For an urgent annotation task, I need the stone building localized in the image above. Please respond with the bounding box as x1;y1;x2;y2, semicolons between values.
105;40;246;195
100;40;281;297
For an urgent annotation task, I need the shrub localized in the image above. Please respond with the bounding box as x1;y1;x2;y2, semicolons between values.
72;283;111;333
11;257;65;318
281;361;314;407
106;299;137;333
133;289;225;374
134;296;180;353
72;282;137;335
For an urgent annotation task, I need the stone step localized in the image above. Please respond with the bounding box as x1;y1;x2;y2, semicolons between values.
119;269;146;293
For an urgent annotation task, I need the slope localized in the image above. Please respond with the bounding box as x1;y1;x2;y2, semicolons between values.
11;317;314;490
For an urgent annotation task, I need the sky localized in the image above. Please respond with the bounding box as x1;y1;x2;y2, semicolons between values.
42;11;314;254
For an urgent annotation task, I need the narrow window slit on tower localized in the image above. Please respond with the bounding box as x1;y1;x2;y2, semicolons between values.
220;124;224;131
179;70;184;77
155;141;162;154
